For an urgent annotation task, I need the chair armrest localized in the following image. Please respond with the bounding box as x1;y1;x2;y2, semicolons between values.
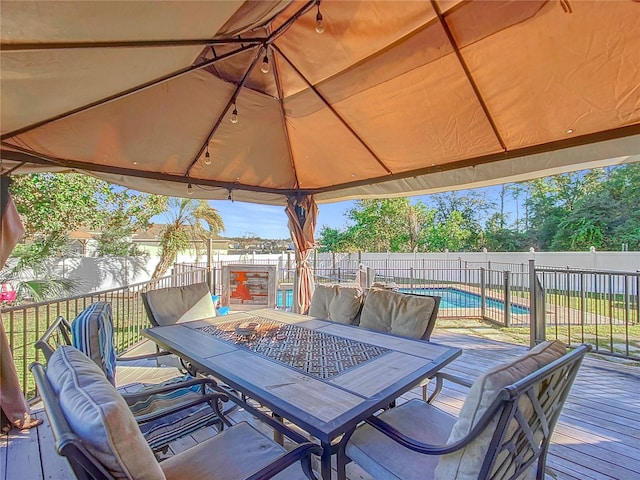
246;442;323;480
116;350;173;362
121;377;220;403
365;393;506;456
426;371;474;404
132;391;230;425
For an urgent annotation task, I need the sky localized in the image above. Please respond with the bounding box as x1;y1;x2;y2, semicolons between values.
208;185;505;239
208;199;355;239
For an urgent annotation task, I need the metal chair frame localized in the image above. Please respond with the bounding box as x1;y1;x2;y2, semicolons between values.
31;361;322;480
343;344;591;480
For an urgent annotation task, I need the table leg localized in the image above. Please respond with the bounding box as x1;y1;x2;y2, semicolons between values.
272;412;284;445
320;441;332;480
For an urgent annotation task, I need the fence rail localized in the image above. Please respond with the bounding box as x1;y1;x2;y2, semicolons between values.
1;268;208;399
4;257;640;399
534;265;639;359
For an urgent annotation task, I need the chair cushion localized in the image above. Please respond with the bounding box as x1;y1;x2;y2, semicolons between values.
434;340;567;480
308;284;363;324
46;346;164;480
71;302;117;385
144;283;216;326
346;399;456;480
128;376;221;451
359;288;438;339
160;421;308;480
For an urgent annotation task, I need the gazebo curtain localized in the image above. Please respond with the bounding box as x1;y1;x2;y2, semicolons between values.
285;195;318;314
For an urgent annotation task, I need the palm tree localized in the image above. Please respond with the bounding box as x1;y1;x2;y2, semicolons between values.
151;198;225;279
1;233;81;303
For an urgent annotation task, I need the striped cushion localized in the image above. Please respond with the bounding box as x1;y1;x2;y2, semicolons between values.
71;302;117;386
127;376;221;451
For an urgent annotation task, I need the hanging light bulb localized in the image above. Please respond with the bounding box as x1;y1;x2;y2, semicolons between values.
187;183;193;195
204;145;211;165
227;190;233;201
315;4;325;34
261;55;270;74
230;104;238;124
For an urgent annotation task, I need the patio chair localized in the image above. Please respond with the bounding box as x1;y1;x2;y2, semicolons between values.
35;303;231;455
31;346;322;480
358;288;442;405
342;341;591;480
308;284;364;325
141;282;217;327
141;282;219;375
359;288;441;341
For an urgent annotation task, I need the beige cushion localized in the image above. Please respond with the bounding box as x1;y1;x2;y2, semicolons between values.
143;282;216;326
434;340;567;480
359;288;437;339
161;421;308;480
308;284;363;325
346;399;456;480
46;346;164;480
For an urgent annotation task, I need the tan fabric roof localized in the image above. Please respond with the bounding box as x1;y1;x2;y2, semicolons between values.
2;0;639;205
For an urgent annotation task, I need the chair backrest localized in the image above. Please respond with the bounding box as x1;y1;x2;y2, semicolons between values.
308;284;364;325
435;341;591;480
141;282;216;327
31;346;165;480
359;288;441;340
35;302;116;385
70;302;117;385
35;315;73;361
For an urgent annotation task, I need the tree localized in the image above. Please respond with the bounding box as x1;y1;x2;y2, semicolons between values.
7;173;166;300
11;173;165;250
340;199;436;252
317;227;350;253
151;198;225;279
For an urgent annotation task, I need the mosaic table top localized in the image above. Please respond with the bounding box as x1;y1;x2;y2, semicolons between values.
196;317;389;380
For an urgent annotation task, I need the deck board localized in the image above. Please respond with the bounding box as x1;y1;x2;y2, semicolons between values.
2;330;639;480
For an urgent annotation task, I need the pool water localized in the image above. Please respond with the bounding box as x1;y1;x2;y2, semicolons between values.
399;287;530;314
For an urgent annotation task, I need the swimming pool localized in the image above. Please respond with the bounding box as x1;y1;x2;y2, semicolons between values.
278;287;529;314
399;287;530;314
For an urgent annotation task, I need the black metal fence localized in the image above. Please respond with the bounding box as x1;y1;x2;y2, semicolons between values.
5;257;639;399
1;267;208;399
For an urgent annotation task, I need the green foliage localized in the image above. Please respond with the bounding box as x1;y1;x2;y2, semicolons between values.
10;173;166;246
5;173;166;301
318;163;639;253
317;227;350;252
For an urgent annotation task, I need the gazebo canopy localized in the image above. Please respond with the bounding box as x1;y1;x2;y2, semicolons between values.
1;0;639;205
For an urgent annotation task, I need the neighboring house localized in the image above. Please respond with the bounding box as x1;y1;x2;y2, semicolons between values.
68;228;100;256
67;224;230;257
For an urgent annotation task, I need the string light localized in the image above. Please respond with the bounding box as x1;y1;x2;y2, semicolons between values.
315;4;325;34
187;183;193;195
261;55;270;74
227;190;233;202
230;104;238;124
204;144;211;165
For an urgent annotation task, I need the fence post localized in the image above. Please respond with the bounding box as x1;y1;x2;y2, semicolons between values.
528;259;546;347
410;267;414;293
206;238;214;291
314;248;318;280
504;270;511;327
480;267;486;318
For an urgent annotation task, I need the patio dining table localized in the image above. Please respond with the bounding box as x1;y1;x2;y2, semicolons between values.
143;308;461;480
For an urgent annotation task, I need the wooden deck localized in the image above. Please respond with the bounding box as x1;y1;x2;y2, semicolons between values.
1;332;638;480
